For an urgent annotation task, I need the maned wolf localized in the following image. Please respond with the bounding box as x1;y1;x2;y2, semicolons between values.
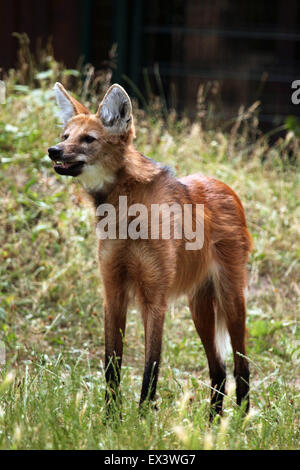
48;82;252;419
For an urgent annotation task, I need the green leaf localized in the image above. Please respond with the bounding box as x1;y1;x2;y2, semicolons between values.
35;70;54;80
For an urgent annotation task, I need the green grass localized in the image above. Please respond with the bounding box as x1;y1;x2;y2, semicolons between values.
0;58;299;449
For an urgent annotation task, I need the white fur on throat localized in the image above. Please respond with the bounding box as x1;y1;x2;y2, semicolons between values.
78;162;115;193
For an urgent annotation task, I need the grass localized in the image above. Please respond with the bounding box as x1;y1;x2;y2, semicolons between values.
0;49;299;450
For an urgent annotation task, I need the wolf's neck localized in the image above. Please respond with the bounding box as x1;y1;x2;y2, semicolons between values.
123;148;161;183
82;147;161;208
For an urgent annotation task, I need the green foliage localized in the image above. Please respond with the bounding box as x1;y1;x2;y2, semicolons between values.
285;116;300;138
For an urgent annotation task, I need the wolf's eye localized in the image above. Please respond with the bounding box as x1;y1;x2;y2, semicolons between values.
83;135;96;144
62;134;69;141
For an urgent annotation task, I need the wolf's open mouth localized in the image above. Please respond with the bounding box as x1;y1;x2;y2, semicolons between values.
53;160;85;176
54;160;84;169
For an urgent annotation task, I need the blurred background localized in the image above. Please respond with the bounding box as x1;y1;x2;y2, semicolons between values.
1;0;300;130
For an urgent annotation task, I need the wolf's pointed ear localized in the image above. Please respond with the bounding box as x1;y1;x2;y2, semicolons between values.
97;84;132;135
54;82;89;126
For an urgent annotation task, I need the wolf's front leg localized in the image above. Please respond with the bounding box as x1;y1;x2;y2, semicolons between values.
103;291;128;408
139;303;167;409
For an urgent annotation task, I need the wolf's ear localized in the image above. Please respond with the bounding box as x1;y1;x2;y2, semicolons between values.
54;82;89;126
97;84;132;134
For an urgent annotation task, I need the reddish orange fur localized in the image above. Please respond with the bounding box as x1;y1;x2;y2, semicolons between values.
50;83;252;417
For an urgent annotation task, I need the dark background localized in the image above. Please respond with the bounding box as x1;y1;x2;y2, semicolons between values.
1;0;300;127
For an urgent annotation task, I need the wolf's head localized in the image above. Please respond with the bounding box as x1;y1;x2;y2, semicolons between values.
48;83;134;193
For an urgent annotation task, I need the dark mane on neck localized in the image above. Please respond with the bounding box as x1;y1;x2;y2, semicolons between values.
87;189;109;208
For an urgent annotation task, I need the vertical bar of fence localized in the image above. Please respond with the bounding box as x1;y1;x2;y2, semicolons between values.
81;0;92;63
112;0;129;85
129;0;143;89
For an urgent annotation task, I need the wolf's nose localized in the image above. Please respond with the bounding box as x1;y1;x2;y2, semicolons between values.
48;146;63;160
